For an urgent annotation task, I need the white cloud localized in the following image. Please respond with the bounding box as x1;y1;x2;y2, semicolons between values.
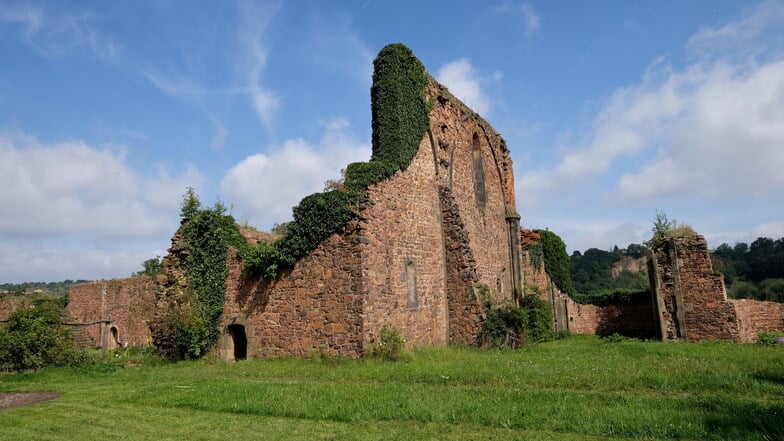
437;58;494;115
706;221;784;248
221;119;370;228
0;132;201;237
687;0;784;58
519;1;784;206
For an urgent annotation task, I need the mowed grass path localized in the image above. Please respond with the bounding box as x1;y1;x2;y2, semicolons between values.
1;335;782;440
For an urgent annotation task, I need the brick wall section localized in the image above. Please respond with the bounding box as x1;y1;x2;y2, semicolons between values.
66;277;158;348
651;235;741;341
439;187;483;343
222;231;365;358
565;297;656;338
733;299;784;343
360;134;449;348
427;79;517;304
0;297;27;322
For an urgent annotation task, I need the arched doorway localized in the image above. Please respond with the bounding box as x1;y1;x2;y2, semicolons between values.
227;324;247;361
107;326;120;350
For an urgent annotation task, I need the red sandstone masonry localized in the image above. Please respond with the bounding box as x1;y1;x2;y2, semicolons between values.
733;299;784;343
223;232;364;358
0;297;27;322
67;277;157;348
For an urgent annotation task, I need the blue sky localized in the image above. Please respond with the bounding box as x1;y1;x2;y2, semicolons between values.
1;0;783;282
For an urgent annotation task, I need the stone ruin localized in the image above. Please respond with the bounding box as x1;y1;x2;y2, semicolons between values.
58;45;783;358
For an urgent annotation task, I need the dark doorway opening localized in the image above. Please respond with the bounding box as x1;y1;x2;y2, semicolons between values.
228;324;247;360
108;326;119;350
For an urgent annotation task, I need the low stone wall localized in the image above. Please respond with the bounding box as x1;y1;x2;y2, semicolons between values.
733;299;784;343
0;297;27;322
566;297;657;338
67;277;158;348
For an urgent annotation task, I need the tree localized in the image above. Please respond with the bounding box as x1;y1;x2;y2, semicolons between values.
651;210;678;240
136;257;162;277
179;187;201;220
0;300;87;371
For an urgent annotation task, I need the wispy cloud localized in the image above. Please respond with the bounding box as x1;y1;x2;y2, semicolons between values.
497;1;541;38
0;3;120;62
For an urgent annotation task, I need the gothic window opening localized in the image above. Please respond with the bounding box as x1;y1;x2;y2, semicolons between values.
472;133;487;211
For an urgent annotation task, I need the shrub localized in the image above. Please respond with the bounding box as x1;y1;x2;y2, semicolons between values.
368;327;405;361
479;296;554;349
756;331;784;347
0;300;88;371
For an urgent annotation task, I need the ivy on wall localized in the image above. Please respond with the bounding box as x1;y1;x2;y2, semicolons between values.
533;229;577;296
245;43;430;278
155;205;250;360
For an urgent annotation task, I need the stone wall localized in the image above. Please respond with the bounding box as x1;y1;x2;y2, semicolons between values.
360;136;448;348
0;297;27;322
733;299;784;343
650;235;741;341
565;296;657;338
66;277;158;348
427;79;519;305
222;231;365;359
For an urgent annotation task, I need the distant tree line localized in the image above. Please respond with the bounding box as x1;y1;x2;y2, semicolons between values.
568;244;650;304
0;280;89;298
711;237;784;302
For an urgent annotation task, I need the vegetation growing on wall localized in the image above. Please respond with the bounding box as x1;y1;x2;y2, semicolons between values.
534;229;577;296
245;43;429;278
154;190;250;360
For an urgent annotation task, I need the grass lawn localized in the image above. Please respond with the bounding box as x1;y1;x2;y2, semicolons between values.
0;335;782;440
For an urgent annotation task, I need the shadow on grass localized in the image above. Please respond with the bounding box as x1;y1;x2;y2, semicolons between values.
697;397;784;441
752;368;784;386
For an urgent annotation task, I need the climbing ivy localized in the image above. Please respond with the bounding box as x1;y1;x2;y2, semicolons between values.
156;206;249;360
534;229;577;296
245;43;429;278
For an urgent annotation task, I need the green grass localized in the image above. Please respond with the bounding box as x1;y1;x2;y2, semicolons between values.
1;335;782;440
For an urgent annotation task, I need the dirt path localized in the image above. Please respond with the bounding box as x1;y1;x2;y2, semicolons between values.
0;392;60;410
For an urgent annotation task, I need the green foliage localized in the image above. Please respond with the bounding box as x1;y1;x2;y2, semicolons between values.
370;43;429;171
243;43;429;279
571;288;651;306
0;280;87;297
713;236;784;303
756;331;784;347
527;241;544;272
0;300;88;371
534;229;577;295
646;210;696;247
569;245;649;303
154;197;250;360
179;186;201;220
367;327;406;361
479;296;554;348
135;257;162;277
343;160;397;192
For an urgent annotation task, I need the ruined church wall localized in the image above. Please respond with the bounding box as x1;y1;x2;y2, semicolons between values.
565;297;656;338
67;277;157;348
222;233;365;358
359;135;448;347
427;81;517;304
733;299;784;343
651;235;741;341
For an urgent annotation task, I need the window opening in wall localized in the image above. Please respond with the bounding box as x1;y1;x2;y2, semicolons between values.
472;133;487;211
405;258;418;308
107;326;119;350
228;324;247;361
